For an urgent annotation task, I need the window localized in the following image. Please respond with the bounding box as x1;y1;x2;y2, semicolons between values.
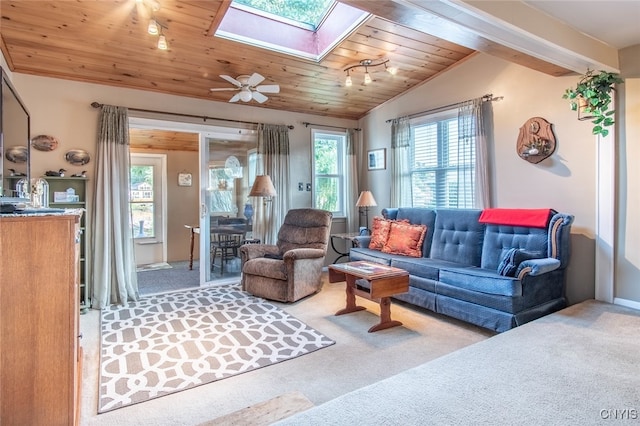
130;165;155;238
233;0;335;30
410;110;476;208
313;129;346;216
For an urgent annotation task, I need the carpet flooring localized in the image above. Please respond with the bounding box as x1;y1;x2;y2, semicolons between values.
277;299;640;425
80;274;491;425
137;261;200;296
99;284;335;413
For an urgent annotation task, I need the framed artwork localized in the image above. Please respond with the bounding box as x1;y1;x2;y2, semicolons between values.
367;148;386;171
178;172;192;187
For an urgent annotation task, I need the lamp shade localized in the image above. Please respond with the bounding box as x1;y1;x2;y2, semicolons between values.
356;190;377;207
249;175;277;197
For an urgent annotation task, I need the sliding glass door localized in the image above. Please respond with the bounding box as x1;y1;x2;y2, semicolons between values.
200;134;257;284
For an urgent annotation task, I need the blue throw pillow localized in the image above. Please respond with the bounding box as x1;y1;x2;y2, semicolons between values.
497;248;542;277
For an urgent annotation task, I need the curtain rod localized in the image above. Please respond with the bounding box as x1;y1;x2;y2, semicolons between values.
385;94;502;123
302;122;361;131
90;102;294;130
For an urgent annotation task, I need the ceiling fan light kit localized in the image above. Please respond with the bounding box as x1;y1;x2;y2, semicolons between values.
210;73;280;104
344;58;397;86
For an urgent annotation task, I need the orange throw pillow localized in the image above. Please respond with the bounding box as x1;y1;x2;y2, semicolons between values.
382;222;427;257
368;216;392;250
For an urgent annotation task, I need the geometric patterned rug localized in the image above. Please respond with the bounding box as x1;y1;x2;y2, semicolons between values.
99;283;335;413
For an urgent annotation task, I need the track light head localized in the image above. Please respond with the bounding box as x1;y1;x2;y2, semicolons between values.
148;19;159;35
157;34;168;50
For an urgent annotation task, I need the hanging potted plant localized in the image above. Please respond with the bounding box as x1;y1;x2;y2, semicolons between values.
562;69;623;137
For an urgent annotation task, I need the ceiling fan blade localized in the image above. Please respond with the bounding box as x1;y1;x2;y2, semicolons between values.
252;91;268;103
256;84;280;94
220;75;242;87
229;93;241;103
210;87;240;92
247;73;265;87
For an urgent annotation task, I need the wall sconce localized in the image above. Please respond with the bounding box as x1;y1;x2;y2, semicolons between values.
344;59;397;87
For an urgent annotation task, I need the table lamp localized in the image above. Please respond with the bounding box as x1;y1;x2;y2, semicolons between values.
355;190;377;235
249;175;277;203
249;175;277;242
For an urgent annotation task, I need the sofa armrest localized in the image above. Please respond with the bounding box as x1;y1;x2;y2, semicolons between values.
352;236;371;248
516;258;561;279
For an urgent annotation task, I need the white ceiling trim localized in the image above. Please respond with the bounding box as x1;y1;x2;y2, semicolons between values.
403;0;620;73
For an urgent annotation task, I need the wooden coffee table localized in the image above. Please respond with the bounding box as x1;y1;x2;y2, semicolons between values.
328;261;409;332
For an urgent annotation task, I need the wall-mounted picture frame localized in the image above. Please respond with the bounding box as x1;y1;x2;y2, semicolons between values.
367;148;386;171
178;172;192;187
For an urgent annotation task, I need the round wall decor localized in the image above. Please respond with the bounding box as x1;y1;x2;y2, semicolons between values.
65;149;91;166
31;134;59;152
5;146;28;163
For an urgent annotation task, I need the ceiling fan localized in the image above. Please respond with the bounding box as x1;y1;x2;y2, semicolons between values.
209;73;280;104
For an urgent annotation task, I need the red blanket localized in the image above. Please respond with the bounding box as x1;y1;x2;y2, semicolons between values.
479;208;554;228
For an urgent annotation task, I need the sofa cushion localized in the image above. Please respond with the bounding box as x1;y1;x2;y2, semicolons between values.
390;257;464;281
369;216;392;249
382;222;427;257
497;248;543;277
348;247;393;265
480;225;548;270
430;209;485;266
438;265;522;297
394;208;437;258
368;216;409;250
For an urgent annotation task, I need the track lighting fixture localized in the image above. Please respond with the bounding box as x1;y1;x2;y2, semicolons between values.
157;34;168;50
344;59;396;87
136;0;168;50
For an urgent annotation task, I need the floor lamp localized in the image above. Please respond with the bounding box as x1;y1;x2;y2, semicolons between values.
249;175;277;243
356;190;377;235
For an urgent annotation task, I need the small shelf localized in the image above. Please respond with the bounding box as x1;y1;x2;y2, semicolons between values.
45;176;89;308
50;202;86;206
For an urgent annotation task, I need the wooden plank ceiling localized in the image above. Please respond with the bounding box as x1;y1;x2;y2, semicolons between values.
0;1;568;121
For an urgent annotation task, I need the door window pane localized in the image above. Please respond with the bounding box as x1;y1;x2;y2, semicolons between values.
130;165;155;238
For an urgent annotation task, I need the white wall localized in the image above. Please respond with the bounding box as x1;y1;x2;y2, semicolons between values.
11;74;356;205
616;44;640;306
8;73;357;264
358;53;599;304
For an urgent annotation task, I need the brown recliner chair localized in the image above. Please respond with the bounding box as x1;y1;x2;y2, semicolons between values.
240;208;333;302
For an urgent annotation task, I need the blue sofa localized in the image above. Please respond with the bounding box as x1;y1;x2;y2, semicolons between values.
349;208;574;332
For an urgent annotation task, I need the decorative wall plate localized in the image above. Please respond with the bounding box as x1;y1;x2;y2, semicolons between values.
65;149;91;165
31;134;59;151
5;145;28;163
516;117;556;164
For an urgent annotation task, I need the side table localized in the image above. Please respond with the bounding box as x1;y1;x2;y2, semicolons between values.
330;232;361;263
184;225;200;270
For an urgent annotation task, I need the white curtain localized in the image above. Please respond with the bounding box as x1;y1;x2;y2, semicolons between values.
256;124;290;244
390;117;411;207
345;128;360;232
91;105;139;308
458;98;492;208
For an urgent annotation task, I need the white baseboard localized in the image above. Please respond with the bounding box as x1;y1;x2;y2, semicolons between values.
613;297;640;311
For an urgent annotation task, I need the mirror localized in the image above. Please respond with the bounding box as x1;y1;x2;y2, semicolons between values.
1;66;30;200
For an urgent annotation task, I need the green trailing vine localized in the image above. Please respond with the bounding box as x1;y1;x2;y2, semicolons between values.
562;69;623;137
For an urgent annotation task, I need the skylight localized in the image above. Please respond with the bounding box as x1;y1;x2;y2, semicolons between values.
233;0;335;30
216;1;369;62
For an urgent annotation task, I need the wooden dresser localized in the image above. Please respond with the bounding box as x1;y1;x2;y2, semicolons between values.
0;214;82;425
